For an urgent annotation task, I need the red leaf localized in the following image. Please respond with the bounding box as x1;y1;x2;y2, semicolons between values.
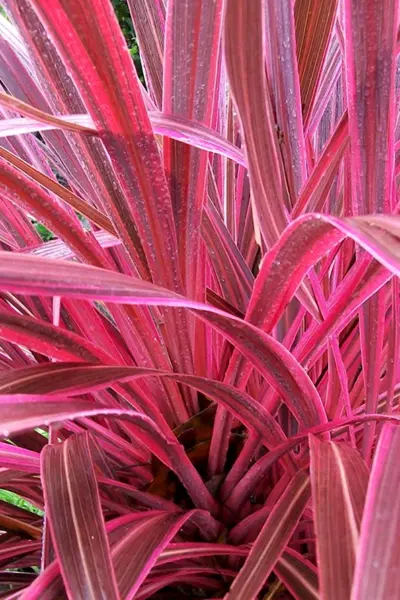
127;0;165;107
224;470;310;599
344;0;399;214
111;511;197;599
295;0;339;126
351;423;400;599
0;396;217;514
0;540;41;563
265;0;307;201
163;0;224;297
310;436;369;600
224;0;288;248
274;548;319;600
0;251;327;430
41;432;120;599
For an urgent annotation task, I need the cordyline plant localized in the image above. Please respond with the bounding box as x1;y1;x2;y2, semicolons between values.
0;0;399;598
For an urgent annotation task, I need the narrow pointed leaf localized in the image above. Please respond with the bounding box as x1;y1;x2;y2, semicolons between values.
163;0;224;296
265;0;307;201
29;0;179;288
27;0;195;387
344;0;399;214
224;0;288;248
0;396;217;514
0;442;40;473
127;0;165;107
112;510;198;599
274;548;320;600
0;363;293;462
310;436;369;600
344;0;399;462
41;432;120;600
295;0;339;125
351;423;400;600
224;470;310;599
0;251;327;429
0;111;246;166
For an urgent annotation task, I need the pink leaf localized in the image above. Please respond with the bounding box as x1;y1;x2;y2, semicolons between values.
295;0;339;126
0;112;246;166
27;0;195;390
0;251;327;430
30;0;181;291
265;0;307;201
224;0;288;248
344;0;399;214
41;432;120;600
0;395;217;514
310;436;369;600
274;548;320;600
111;511;197;599
351;423;400;599
163;0;224;297
127;0;165;107
344;0;399;463
0;146;116;236
0;442;40;473
224;470;310;599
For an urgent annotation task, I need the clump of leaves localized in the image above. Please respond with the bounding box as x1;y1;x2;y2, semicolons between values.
0;1;398;599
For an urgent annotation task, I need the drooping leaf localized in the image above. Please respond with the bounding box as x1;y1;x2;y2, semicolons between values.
0;111;246;166
0;395;217;514
0;362;294;464
0;251;328;430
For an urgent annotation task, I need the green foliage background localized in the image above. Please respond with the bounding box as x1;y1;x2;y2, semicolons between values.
112;0;144;81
